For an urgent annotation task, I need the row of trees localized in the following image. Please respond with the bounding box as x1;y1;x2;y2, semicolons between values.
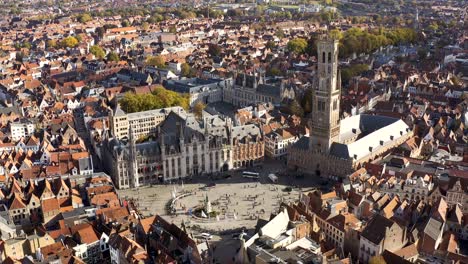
119;86;190;113
46;36;80;49
287;27;417;59
339;28;417;58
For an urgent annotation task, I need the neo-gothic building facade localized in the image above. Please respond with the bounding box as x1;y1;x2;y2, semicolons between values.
102;111;263;189
222;71;295;107
288;37;413;178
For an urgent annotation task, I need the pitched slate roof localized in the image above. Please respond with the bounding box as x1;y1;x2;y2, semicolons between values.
361;214;396;245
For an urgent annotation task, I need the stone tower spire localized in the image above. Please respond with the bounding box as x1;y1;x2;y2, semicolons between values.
309;36;341;154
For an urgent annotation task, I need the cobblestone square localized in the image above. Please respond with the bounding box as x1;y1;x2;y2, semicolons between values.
117;160;328;237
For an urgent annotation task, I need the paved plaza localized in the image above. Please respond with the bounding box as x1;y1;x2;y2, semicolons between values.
118;160;332;239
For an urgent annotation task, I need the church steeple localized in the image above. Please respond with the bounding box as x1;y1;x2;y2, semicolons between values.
309;36;341;153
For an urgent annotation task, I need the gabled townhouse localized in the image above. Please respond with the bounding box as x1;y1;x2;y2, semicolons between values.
71;223;102;264
108;233;149;264
359;214;407;263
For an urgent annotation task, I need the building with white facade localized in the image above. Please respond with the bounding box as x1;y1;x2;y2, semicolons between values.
110;105;186;140
10;120;35;142
265;129;299;159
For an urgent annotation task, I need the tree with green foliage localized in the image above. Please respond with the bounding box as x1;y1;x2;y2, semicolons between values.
207;44;221;57
227;9;243;17
305;36;318;56
96;27;106;38
275;28;285;38
328;29;343;40
121;20;131;27
22;42;32;49
287;38;308;54
10;7;21;15
60;36;79;48
78;13;92;23
268;67;282;77
146;56;166;68
181;63;191;77
337;27;416;58
266;41;277;50
147;14;164;23
47;39;57;49
193;101;206;119
90;45;106;59
119;86;189;113
141;22;149;31
75;34;83;42
15;52;24;62
428;22;438;31
285;100;304;117
320;10;335;23
107;52;120;62
340;64;369;84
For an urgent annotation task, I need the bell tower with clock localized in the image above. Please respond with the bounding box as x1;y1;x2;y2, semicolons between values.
309;36;341;153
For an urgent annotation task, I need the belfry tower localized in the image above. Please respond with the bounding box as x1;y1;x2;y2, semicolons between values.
309;36;341;153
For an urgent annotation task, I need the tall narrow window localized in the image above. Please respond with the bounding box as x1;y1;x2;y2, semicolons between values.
328;52;332;63
333;100;337;110
322;52;326;63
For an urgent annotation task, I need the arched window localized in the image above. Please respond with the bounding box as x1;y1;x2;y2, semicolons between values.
328;52;332;63
322;52;326;63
